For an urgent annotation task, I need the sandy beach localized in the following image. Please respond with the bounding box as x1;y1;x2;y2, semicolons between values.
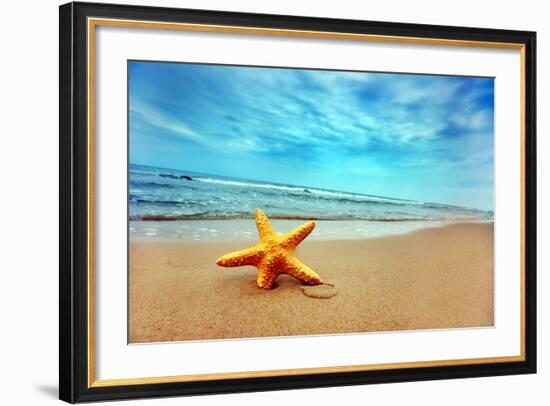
129;222;494;343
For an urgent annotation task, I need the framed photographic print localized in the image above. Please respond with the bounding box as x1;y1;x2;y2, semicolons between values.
59;1;537;403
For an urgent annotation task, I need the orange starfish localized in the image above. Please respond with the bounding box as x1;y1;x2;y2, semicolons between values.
216;209;323;289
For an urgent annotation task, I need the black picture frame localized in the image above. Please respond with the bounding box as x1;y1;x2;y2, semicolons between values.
59;1;537;403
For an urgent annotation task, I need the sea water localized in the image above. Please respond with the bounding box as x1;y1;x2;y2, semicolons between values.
129;164;493;241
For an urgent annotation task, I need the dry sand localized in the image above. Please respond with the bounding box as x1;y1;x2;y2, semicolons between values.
129;222;494;343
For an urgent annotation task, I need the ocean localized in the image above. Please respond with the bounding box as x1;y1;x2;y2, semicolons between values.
129;163;493;241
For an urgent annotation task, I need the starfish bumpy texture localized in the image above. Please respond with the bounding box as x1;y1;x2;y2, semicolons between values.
216;209;323;289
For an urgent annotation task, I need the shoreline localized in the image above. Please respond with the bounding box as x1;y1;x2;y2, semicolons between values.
129;222;494;343
130;219;493;242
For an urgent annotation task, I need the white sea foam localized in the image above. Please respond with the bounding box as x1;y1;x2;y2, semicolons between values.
129;219;491;242
194;175;423;206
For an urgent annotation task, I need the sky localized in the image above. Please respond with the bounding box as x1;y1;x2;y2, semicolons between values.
129;61;494;211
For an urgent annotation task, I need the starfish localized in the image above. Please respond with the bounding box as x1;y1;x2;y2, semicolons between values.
216;209;323;289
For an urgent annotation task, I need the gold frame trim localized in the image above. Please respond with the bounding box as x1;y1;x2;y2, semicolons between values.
87;17;527;388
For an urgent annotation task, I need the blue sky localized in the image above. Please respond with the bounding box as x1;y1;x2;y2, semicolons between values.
129;61;494;210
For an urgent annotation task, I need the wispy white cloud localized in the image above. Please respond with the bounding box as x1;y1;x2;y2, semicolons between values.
450;108;493;131
130;99;201;141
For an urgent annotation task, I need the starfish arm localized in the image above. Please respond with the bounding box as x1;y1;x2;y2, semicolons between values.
255;209;276;242
283;256;323;286
216;245;263;267
280;221;315;250
256;260;279;289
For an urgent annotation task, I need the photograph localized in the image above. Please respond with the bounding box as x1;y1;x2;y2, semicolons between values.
128;61;495;343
